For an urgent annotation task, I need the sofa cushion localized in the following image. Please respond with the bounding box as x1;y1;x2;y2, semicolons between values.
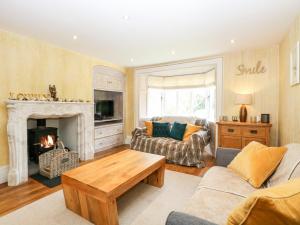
170;122;187;140
152;122;170;137
228;141;287;188
166;211;218;225
144;121;153;136
267;143;300;187
184;188;245;225
183;124;202;141
227;178;300;225
199;166;257;197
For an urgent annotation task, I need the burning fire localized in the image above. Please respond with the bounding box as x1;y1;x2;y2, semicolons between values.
40;135;55;148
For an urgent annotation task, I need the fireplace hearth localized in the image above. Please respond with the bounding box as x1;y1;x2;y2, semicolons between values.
28;119;57;163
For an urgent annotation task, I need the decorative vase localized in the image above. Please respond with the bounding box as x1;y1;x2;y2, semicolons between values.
239;105;247;122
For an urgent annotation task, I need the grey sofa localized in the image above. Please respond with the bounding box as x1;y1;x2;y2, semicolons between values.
130;116;216;167
166;144;300;225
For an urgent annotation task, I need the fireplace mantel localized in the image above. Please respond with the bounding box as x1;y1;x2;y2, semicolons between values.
6;100;94;186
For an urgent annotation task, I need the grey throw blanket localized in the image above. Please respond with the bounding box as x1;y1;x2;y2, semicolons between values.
130;127;210;167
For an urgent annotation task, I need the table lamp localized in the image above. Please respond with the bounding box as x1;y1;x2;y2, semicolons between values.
235;94;252;122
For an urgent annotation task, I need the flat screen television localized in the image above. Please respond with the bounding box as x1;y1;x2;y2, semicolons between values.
95;100;114;119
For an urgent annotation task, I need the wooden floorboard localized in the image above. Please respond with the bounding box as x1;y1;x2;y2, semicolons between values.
0;145;214;216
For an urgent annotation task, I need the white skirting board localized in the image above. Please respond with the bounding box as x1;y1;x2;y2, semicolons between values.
0;165;8;184
125;136;132;145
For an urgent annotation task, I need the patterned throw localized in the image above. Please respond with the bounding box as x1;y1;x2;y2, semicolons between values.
130;120;211;167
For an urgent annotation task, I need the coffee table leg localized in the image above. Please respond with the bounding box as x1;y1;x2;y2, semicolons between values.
144;164;165;188
63;183;119;225
95;198;119;225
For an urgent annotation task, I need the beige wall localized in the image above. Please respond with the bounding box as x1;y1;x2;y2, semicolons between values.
279;15;300;145
125;68;135;137
0;29;125;166
223;47;279;145
127;48;280;145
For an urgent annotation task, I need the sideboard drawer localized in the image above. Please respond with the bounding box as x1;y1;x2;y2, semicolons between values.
242;127;265;138
221;136;242;149
221;126;241;136
95;124;123;139
242;137;266;147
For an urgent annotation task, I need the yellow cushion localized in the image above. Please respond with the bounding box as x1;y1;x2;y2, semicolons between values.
228;141;287;188
227;178;300;225
183;124;202;141
144;121;153;136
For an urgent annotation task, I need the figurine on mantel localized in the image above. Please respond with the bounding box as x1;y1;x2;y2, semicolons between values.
49;84;59;101
8;84;91;103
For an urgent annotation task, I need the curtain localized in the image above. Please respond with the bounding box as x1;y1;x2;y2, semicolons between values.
147;69;215;89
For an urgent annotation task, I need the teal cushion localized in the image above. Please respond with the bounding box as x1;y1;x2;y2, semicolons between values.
170;122;187;141
152;122;170;138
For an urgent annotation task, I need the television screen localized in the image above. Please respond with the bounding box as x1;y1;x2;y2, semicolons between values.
95;100;114;119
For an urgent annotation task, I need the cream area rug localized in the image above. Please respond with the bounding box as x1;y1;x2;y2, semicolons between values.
0;170;201;225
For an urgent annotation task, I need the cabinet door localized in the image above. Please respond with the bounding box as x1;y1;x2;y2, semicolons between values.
106;76;123;91
95;134;124;152
95;124;123;139
94;74;106;90
94;74;123;91
242;137;266;148
221;136;242;149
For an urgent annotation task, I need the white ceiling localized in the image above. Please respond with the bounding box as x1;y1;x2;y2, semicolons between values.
0;0;299;67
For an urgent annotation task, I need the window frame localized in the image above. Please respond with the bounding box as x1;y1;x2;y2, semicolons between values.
147;85;216;120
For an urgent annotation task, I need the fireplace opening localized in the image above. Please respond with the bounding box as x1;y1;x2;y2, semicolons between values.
27;119;58;163
27;117;79;176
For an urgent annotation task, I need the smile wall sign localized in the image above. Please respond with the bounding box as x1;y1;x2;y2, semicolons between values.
236;61;266;76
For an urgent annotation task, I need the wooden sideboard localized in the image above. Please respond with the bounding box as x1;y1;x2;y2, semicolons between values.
217;121;272;149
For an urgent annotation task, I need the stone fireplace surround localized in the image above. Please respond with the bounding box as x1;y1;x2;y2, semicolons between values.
6;100;94;186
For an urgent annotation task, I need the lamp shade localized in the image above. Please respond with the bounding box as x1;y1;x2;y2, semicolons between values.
235;94;252;105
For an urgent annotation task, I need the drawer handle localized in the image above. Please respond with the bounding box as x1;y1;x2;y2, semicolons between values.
250;130;258;134
227;128;234;133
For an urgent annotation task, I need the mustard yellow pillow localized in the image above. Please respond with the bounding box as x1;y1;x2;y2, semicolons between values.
228;141;287;188
144;121;153;136
227;178;300;225
183;124;202;141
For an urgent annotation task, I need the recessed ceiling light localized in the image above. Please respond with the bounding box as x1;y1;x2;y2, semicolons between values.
130;58;134;62
123;15;129;20
73;35;78;40
230;39;235;44
171;50;176;55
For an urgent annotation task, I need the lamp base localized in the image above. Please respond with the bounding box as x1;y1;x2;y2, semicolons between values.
239;105;247;122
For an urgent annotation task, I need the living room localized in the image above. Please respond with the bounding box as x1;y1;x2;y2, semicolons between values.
0;1;300;225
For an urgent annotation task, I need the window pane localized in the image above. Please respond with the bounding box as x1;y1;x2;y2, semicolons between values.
147;88;162;117
147;86;216;120
177;89;192;116
163;89;177;116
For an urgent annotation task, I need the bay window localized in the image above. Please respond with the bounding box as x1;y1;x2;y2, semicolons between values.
146;70;216;121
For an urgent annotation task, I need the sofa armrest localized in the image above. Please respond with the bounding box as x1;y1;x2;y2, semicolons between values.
191;130;210;145
189;130;210;163
130;127;147;149
216;148;240;167
166;212;219;225
131;127;147;137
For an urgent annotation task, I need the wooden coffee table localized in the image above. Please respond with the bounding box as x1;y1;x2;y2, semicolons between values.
62;149;165;225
